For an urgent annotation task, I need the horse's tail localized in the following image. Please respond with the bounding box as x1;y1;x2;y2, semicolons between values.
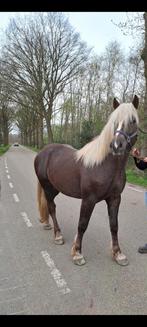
37;181;49;224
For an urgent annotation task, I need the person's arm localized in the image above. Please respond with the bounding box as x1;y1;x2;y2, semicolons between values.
134;157;147;170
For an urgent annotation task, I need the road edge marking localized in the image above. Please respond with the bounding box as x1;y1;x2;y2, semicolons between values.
21;212;32;227
127;185;143;193
41;250;71;295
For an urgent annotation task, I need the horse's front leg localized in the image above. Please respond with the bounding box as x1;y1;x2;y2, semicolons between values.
71;197;95;266
106;195;129;266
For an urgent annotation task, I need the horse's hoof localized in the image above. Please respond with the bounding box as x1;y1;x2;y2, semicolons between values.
43;223;52;230
73;253;86;266
114;252;129;266
54;236;64;245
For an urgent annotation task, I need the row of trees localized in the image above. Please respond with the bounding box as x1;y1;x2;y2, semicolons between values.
0;13;90;147
0;12;146;151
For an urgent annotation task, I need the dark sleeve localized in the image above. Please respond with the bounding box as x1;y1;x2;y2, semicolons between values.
134;157;147;170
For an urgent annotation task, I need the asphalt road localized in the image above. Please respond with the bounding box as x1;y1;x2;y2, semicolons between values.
0;144;147;315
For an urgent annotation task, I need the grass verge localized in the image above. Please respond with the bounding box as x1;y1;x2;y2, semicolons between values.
0;145;11;156
126;169;147;188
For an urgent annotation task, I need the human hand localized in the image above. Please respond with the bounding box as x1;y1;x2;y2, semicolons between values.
131;148;140;157
143;157;147;162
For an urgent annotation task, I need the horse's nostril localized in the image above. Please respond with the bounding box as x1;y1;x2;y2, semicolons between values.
119;142;122;148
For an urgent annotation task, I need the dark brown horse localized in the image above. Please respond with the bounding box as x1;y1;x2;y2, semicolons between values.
34;95;139;266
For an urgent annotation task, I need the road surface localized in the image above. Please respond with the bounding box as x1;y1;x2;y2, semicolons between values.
0;145;147;315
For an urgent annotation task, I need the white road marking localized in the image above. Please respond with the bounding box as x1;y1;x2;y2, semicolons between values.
0;277;9;282
9;310;27;315
13;193;20;202
9;182;13;188
0;284;29;292
41;250;71;295
7;175;11;179
21;212;32;227
6;169;9;173
0;296;26;304
127;186;143;193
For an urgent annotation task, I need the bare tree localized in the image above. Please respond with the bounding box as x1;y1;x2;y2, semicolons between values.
1;12;91;147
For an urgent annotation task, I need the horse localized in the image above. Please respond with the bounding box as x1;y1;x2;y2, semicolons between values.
34;95;139;266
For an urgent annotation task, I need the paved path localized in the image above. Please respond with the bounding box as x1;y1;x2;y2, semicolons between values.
0;145;147;314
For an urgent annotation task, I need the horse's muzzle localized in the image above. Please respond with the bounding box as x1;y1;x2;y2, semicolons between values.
110;141;125;156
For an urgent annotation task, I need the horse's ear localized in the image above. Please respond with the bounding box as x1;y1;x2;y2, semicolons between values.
132;95;139;109
113;98;120;110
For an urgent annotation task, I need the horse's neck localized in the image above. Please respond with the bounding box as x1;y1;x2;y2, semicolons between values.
111;152;129;170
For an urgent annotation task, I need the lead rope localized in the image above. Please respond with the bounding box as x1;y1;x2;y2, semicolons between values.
138;127;147;134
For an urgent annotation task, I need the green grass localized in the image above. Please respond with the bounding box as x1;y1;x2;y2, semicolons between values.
0;145;10;156
27;146;39;152
126;169;147;188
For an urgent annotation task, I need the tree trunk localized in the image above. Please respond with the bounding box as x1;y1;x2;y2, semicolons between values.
37;115;44;149
32;125;36;147
3;129;9;146
46;119;53;143
3;119;9;146
0;128;3;145
24;133;26;145
45;104;54;144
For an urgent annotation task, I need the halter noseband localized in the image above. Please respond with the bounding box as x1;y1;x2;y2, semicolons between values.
115;129;138;146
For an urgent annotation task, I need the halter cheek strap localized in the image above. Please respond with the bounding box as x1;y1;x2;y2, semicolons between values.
115;129;138;145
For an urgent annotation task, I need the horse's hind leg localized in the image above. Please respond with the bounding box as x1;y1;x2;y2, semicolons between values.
106;195;129;266
48;199;64;245
44;186;64;245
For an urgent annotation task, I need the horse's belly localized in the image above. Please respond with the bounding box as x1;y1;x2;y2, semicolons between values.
47;163;82;199
50;176;81;198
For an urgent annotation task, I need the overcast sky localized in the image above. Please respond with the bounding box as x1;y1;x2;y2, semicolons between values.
66;12;141;55
0;12;143;56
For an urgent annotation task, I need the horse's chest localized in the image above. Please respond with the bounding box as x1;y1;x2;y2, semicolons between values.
83;168;125;201
108;171;126;194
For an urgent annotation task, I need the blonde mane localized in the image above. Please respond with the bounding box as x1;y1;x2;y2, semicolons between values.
76;103;139;167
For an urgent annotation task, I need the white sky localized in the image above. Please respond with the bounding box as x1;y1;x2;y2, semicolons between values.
0;12;143;56
66;12;143;55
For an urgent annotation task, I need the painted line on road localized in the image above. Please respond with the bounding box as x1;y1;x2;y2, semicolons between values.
13;193;20;202
6;169;9;173
9;310;27;315
21;212;32;227
7;175;11;179
0;295;26;304
41;250;71;295
4;161;7;165
0;284;30;292
127;186;143;193
9;182;14;188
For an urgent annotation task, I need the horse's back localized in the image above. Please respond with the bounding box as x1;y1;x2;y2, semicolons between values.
34;143;72;175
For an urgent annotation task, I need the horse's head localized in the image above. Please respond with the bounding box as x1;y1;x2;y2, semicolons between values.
110;95;139;156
